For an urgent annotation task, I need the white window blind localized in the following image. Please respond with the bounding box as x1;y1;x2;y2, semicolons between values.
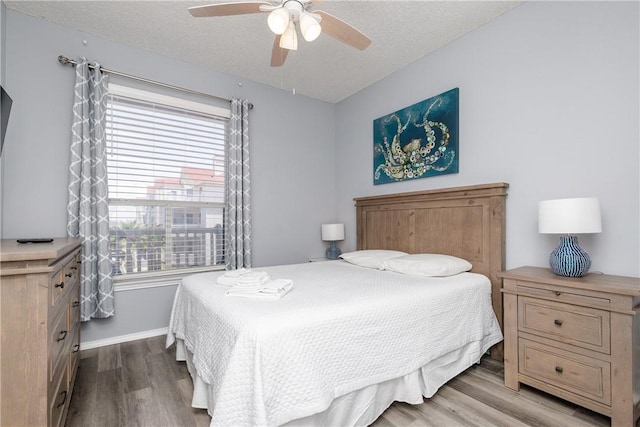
106;85;229;277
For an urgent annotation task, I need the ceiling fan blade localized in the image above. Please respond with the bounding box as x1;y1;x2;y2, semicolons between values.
189;1;272;17
271;35;289;67
315;10;371;51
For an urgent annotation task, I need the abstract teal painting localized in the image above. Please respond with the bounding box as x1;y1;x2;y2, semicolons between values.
373;88;459;185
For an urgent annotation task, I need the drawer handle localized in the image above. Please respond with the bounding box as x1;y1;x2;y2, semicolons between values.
71;265;78;270
554;319;563;326
55;281;65;289
72;300;80;308
555;366;563;374
65;272;73;278
73;344;80;353
554;291;562;296
56;390;68;408
56;330;68;342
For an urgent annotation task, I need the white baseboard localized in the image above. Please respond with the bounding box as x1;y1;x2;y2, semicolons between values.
80;327;169;351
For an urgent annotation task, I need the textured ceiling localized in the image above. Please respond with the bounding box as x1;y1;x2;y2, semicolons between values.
5;0;522;103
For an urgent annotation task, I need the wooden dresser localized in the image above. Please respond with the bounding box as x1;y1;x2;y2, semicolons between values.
1;238;82;427
500;266;640;427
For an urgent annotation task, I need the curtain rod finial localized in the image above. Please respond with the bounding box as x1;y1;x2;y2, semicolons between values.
58;55;72;65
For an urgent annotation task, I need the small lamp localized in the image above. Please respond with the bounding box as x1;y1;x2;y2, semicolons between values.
538;197;602;277
321;223;345;260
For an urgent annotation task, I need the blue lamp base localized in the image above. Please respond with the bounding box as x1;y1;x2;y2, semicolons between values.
549;235;592;277
326;241;342;260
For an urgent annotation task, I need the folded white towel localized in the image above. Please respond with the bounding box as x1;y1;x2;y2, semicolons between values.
216;275;240;286
216;269;268;286
237;271;270;285
224;268;252;278
260;279;293;295
226;279;294;300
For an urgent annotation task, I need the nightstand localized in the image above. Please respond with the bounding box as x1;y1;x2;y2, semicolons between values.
499;266;640;427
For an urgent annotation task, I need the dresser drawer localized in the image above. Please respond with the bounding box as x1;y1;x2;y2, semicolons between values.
50;252;80;309
69;281;81;332
518;296;610;354
49;353;70;427
50;268;68;309
519;338;611;405
64;252;81;286
68;291;81;374
69;329;81;387
49;307;70;381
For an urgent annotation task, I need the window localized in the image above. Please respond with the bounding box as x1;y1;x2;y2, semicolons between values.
106;84;230;277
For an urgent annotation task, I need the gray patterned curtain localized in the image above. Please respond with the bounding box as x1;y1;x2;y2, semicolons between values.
225;99;252;269
67;58;114;320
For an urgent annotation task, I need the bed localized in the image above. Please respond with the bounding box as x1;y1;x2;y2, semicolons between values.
166;182;509;426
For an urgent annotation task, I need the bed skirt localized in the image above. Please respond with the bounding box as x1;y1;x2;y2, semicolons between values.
173;335;499;427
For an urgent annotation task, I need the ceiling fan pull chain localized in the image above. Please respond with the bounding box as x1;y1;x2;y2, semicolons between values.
293;57;297;95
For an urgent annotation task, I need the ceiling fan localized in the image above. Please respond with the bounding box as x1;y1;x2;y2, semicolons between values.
188;0;372;67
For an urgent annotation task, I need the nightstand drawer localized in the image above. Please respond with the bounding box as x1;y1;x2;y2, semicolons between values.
519;338;611;405
518;296;610;354
514;281;611;308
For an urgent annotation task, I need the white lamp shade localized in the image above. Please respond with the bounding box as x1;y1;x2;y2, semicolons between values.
268;8;290;35
279;22;298;50
538;197;602;234
299;13;321;42
321;223;345;241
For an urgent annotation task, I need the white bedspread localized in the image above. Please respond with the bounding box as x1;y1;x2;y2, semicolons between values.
166;261;502;426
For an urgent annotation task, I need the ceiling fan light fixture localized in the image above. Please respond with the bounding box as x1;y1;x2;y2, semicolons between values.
268;7;290;35
299;12;321;42
186;0;372;67
279;21;298;50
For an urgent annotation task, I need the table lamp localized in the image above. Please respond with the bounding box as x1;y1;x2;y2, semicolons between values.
538;197;602;277
321;223;345;260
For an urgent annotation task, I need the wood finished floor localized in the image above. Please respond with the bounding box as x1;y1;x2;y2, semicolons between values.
66;335;626;427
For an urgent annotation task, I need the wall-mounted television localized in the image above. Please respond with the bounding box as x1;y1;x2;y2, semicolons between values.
1;85;13;154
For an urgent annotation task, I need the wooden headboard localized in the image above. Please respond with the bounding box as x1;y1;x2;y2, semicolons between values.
354;182;508;360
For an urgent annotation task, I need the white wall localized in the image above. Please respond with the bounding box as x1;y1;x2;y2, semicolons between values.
335;1;639;277
1;10;337;342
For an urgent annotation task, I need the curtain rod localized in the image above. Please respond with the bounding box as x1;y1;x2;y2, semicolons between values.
57;55;253;110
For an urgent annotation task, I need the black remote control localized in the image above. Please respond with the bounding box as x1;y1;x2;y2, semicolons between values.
16;238;54;244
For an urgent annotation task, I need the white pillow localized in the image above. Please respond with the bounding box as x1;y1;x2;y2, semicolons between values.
340;250;408;270
383;254;472;277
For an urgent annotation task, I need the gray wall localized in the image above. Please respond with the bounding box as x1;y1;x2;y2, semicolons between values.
2;1;639;344
335;1;639;278
1;2;6;235
0;2;5;85
1;10;337;342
